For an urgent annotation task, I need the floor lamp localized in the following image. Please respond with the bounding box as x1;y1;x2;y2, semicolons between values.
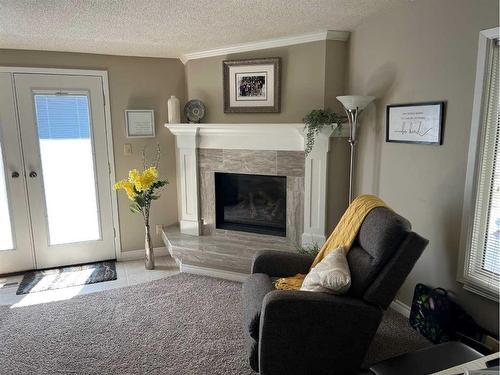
336;95;375;204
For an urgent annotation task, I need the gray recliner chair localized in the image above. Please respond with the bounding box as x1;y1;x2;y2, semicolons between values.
242;207;429;375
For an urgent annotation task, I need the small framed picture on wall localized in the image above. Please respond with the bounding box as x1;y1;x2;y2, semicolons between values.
223;57;281;113
125;110;156;138
386;102;445;145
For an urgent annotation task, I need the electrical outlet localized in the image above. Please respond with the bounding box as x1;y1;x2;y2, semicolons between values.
155;224;163;236
123;143;132;156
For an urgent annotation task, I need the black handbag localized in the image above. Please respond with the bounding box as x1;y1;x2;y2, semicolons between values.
409;283;495;351
409;283;454;343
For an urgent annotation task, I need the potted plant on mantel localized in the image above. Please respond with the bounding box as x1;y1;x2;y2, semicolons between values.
114;146;168;270
303;109;346;155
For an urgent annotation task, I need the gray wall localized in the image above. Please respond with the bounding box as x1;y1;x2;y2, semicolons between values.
0;49;186;252
347;0;499;333
325;40;348;113
185;41;328;123
325;40;350;230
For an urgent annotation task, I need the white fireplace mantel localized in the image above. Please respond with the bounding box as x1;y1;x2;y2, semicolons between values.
165;123;346;245
167;123;303;151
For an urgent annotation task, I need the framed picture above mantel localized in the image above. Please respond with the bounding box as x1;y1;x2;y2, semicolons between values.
386;102;445;145
223;57;281;113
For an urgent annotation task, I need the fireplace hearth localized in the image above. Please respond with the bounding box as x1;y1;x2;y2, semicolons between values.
215;172;287;237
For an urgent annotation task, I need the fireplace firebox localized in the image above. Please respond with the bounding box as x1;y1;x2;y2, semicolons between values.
215;172;286;237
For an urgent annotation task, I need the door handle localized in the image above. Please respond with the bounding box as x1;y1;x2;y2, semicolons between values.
11;171;20;178
29;171;37;178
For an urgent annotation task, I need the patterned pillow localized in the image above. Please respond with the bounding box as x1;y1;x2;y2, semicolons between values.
300;247;351;294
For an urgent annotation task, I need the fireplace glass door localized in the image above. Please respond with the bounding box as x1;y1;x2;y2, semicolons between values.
215;172;286;237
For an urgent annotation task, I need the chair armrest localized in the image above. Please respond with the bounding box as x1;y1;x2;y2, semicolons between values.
251;250;314;277
259;290;383;375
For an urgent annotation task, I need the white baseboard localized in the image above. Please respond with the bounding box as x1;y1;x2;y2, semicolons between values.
179;263;248;283
117;246;168;261
390;299;411;317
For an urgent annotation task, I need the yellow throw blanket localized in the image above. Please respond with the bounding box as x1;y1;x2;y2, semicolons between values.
274;195;389;290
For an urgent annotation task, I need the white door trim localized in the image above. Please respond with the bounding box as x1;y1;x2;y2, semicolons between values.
0;66;121;260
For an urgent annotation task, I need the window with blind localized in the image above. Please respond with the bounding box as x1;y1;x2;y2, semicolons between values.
461;29;500;301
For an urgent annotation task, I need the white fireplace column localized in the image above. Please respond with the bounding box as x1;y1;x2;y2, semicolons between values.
301;127;335;247
173;127;202;235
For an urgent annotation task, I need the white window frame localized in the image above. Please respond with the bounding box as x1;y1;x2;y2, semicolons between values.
458;27;500;301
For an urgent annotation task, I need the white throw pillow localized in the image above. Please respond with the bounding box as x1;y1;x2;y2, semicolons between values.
300;247;351;294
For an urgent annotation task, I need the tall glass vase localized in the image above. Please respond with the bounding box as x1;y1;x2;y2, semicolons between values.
144;222;155;270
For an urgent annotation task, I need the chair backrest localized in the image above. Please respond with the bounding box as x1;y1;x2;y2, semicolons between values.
346;207;428;309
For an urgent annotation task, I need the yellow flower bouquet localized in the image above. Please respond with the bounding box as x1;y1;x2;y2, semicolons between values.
115;151;168;269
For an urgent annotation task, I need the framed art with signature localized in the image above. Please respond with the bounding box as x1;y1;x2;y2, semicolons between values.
386;102;445;145
223;57;281;113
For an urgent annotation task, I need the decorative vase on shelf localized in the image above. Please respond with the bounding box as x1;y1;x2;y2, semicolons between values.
144;221;154;270
168;95;181;124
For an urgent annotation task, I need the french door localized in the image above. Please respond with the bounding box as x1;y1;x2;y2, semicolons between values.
0;72;116;273
0;73;34;273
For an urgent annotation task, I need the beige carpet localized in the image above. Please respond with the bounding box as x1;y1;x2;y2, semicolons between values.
0;273;429;374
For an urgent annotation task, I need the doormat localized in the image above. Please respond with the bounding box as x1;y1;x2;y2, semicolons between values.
16;261;117;295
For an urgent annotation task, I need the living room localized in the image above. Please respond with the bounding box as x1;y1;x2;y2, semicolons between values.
0;0;498;374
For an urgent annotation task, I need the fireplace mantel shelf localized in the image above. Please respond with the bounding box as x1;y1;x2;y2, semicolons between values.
165;123;346;151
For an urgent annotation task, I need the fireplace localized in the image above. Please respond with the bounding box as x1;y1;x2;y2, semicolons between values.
215;172;287;237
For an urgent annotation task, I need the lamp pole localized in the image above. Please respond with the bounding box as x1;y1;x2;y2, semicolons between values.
344;107;359;204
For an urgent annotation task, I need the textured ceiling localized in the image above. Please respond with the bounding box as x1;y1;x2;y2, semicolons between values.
0;0;407;59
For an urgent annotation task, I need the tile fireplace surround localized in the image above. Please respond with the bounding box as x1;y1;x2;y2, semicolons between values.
164;123;344;277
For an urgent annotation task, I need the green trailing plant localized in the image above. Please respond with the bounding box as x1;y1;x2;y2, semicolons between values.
303;109;345;155
296;242;321;257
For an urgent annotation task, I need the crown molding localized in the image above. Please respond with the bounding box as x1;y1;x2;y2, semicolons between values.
325;30;350;41
180;30;349;64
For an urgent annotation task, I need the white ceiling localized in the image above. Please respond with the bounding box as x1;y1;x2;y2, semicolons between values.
0;0;406;60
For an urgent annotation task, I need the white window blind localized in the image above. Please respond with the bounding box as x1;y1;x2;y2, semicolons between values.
464;40;500;300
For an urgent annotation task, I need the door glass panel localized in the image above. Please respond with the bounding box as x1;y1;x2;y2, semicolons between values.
0;139;14;251
34;94;100;245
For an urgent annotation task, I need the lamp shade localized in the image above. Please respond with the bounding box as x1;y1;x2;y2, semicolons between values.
336;95;375;111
